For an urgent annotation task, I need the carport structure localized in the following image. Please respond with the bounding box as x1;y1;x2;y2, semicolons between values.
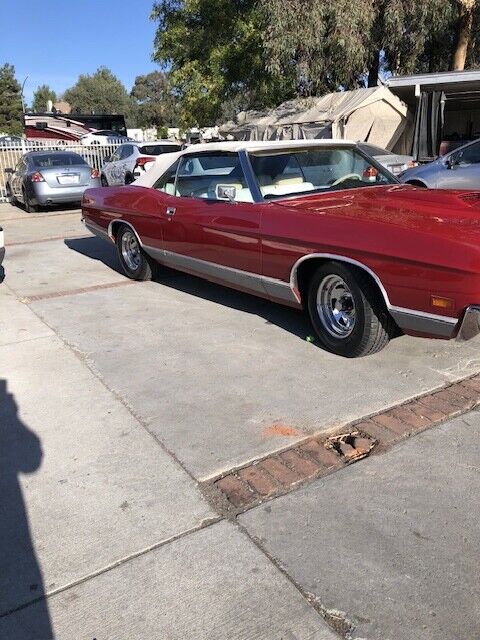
387;68;480;161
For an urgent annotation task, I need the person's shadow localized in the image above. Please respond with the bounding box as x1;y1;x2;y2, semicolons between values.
0;379;53;638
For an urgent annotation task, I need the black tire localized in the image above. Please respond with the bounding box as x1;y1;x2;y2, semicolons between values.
124;172;134;185
100;174;108;187
22;187;37;213
307;262;396;358
116;224;155;281
6;184;15;205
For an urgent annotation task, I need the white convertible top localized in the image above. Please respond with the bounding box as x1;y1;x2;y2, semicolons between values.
133;138;356;188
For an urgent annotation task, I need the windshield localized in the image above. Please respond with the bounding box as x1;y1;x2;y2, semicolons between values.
249;147;396;199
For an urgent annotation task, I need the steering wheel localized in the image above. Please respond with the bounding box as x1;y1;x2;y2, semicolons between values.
330;173;362;187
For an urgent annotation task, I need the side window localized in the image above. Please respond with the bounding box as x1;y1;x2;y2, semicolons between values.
457;142;480;165
110;147;122;162
153;160;179;195
120;144;134;160
175;153;252;202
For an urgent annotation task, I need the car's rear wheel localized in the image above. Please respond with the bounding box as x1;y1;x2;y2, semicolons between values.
307;262;395;357
100;174;108;187
116;224;155;280
124;172;134;185
22;187;37;213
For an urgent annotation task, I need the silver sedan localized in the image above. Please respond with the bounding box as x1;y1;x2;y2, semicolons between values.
400;138;480;189
5;151;101;212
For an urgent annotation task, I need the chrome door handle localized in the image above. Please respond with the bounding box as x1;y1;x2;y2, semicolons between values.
166;207;176;216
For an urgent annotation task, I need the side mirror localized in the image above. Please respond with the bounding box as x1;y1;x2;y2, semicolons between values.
4;167;13;175
446;155;459;169
216;184;237;202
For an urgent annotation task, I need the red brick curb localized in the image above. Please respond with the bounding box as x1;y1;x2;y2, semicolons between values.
23;279;135;303
212;373;480;512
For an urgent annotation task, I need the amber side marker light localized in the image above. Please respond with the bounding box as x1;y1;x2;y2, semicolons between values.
431;295;454;310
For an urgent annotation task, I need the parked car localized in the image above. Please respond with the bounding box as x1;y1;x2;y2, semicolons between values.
80;130;131;146
82;140;480;358
0;226;4;266
0;136;41;149
357;142;416;176
400;137;480;189
101;140;182;186
0;135;24;148
5;151;101;212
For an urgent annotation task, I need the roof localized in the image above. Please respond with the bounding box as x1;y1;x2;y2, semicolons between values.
386;70;480;105
387;69;480;88
179;139;355;153
133;139;357;188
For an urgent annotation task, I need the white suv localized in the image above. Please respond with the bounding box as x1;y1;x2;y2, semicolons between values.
100;140;182;186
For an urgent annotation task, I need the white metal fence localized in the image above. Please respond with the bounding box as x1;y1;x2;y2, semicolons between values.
0;139;124;202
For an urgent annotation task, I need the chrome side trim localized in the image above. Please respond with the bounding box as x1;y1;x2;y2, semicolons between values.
390;307;457;339
456;305;480;341
290;253;392;307
107;219;144;247
82;218;112;243
143;245;298;304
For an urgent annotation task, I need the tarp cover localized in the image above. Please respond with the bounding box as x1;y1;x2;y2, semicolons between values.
220;86;410;152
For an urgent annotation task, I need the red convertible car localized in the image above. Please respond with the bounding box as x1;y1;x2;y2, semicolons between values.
81;140;480;357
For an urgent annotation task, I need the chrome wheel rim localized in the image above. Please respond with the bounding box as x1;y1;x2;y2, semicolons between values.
121;230;141;271
317;274;356;338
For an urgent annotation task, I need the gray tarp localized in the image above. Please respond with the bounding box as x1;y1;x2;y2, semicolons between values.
220;86;411;152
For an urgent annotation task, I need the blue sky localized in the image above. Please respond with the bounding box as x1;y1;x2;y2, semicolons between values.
0;0;159;105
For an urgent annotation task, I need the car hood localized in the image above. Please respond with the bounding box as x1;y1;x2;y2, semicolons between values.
276;184;480;240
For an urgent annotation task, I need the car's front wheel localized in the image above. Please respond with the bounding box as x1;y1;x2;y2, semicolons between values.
307;262;395;357
116;224;155;280
100;174;108;187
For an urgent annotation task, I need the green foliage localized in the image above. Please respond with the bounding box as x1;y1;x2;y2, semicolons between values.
151;0;291;126
0;63;23;135
63;67;137;125
32;84;57;112
152;0;480;124
131;71;178;128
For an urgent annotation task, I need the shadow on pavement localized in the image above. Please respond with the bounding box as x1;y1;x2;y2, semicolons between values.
0;379;53;638
64;236;313;341
64;235;122;273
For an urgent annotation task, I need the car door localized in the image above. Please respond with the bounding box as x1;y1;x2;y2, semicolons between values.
437;141;480;189
116;144;135;184
159;151;262;281
105;146;123;185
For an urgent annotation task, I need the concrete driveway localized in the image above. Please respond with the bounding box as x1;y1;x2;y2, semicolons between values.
1;202;479;639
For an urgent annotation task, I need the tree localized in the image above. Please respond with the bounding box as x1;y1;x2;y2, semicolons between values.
151;0;290;126
131;71;178;128
32;84;56;112
452;0;476;69
63;67;137;125
261;0;374;95
0;63;23;135
261;0;465;92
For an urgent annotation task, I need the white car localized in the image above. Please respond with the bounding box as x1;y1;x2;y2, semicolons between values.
101;140;182;186
357;142;417;176
80;130;131;146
